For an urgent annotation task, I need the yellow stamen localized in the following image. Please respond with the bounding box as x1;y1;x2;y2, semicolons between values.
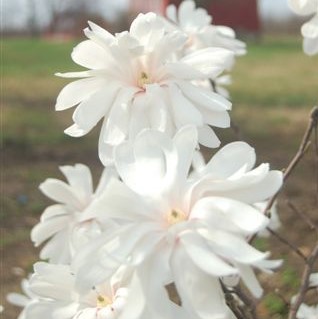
138;71;151;88
167;209;187;225
97;295;112;308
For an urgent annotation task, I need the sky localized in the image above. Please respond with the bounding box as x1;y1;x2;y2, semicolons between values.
2;0;297;31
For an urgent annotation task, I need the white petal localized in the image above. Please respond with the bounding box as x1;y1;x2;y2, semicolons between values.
200;229;269;264
180;231;238;276
130;13;165;48
288;0;318;15
236;263;263;298
301;15;318;38
55;77;104;111
205;142;256;178
198;125;220;148
166;4;177;23
173;125;198;183
169;84;203;128
178;81;232;112
191;197;269;234
59;164;93;203
39;179;80;210
171;245;234;319
103;88;138;145
31;214;71;246
114;129;178;196
181;48;234;78
303;35;318;55
7;293;30;307
72;83;120;132
71;40;110;69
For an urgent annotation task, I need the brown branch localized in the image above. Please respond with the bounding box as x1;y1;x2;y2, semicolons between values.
266;227;307;261
263;106;318;217
288;243;318;319
234;285;259;319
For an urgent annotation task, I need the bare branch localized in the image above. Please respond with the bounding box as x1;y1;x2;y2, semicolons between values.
288;243;318;319
263;106;318;217
266;227;307;261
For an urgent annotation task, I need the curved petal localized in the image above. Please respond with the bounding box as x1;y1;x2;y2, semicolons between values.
39;179;81;210
197;125;220;148
59;164;93;203
71;40;110;69
171;245;235;319
204;142;256;178
72;83;121;132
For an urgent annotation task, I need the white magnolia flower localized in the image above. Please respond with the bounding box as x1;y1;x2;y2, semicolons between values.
7;277;38;319
288;0;318;55
73;126;283;319
22;262;187;319
165;0;246;55
56;13;234;165
31;164;117;264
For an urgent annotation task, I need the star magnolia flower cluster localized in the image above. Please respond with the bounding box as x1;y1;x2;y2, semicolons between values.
288;0;318;55
55;11;235;165
8;2;284;319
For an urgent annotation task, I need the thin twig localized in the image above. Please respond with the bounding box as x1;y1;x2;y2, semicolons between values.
288;243;318;319
263;106;318;217
287;200;318;232
266;227;307;261
234;285;259;319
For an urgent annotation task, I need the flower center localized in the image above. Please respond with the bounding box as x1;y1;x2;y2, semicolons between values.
138;71;151;88
167;209;187;226
97;295;112;308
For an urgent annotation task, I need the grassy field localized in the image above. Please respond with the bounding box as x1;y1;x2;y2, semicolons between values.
2;35;318;318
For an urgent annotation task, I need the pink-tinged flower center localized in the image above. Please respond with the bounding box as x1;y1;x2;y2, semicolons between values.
97;294;112;308
167;209;187;226
137;71;152;89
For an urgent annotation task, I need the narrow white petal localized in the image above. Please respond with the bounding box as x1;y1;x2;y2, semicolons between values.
303;36;318;55
181;48;234;78
55;77;104;111
72;83;120;132
205;142;256;178
180;232;238;276
71;40;110;69
198;125;220;148
59;164;93;203
178;81;232;111
169;84;203;128
171;245;234;319
236;263;263;298
191;197;269;234
39;179;80;209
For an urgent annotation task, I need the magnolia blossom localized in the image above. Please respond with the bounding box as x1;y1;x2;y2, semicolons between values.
16;262;187;319
288;0;318;55
73;126;283;319
31;164;117;264
164;0;246;55
163;0;245;98
56;13;234;165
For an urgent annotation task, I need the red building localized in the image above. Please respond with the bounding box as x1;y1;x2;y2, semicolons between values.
130;0;260;33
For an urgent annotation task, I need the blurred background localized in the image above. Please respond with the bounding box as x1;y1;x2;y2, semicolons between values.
2;1;318;318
